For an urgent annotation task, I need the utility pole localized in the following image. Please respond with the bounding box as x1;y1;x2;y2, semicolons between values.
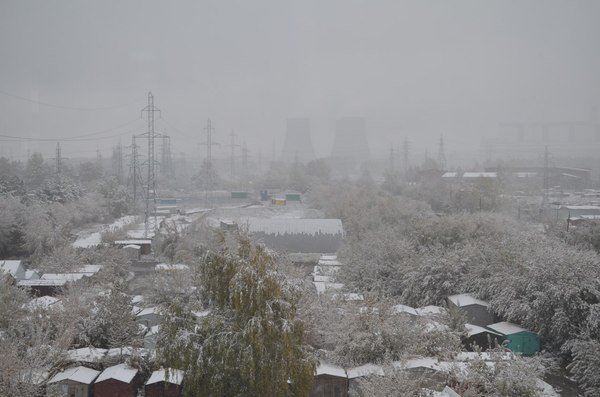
229;129;240;186
437;135;446;171
141;92;161;236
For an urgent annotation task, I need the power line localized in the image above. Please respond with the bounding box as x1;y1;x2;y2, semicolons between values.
0;89;139;111
0;119;144;142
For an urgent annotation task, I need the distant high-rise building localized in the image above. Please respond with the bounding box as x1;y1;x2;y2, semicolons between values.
331;117;370;161
280;118;316;163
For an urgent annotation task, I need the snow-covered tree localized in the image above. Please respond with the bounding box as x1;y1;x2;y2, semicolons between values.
158;235;316;396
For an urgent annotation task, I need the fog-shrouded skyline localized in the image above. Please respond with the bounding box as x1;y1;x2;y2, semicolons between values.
1;0;600;167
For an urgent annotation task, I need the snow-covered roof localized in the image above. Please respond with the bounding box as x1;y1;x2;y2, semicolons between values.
77;264;102;274
453;351;514;362
462;172;497;178
315;361;347;378
192;310;210;319
67;347;108;363
18;279;67;287
416;305;446;316
146;325;160;337
95;363;138;384
155;263;190;271
314;275;335;283
514;172;537;178
486;321;532;335
347;364;385;379
442;172;458;178
561;205;600;211
447;293;489;308
123;244;141;249
146;368;184;386
392;304;418;316
0;260;24;277
395;357;442;371
114;239;152;245
317;259;342;267
41;273;86;282
319;254;338;261
131;295;145;305
24;270;40;280
48;366;100;385
465;323;503;338
243;218;344;236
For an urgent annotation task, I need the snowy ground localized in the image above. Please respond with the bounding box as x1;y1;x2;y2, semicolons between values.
72;215;137;248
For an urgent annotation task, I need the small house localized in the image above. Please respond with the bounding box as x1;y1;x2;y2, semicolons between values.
447;293;495;327
486;322;540;355
47;366;100;397
311;362;348;397
463;323;504;351
114;240;152;255
145;368;184;397
230;191;248;199
94;363;140;397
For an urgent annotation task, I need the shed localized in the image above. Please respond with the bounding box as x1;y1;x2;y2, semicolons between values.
447;293;495;327
486;322;540;355
285;192;302;201
230;191;248;199
115;240;152;255
145;368;184;397
311;362;348;397
271;198;286;206
122;245;141;260
17;279;67;297
47;366;100;397
94;363;140;397
0;260;26;280
463;323;504;351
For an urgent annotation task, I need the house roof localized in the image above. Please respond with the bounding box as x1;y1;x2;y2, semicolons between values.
465;323;503;338
114;239;152;245
123;244;141;249
394;357;441;371
319;254;338;261
447;293;489;307
347;364;384;379
313;281;344;294
146;368;184;386
18;279;67;287
48;366;100;385
486;321;532;335
0;260;23;277
463;172;497;178
95;363;138;384
315;362;346;378
137;306;160;317
41;273;86;282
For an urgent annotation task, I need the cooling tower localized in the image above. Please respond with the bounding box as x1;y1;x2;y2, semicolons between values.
280;118;316;163
331;117;370;160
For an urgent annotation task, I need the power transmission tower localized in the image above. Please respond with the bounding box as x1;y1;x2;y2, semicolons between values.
229;129;240;186
141;92;161;236
127;136;143;213
242;142;248;190
437;135;446;170
200;119;218;207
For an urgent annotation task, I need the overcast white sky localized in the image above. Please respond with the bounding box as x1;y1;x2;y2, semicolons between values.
1;0;599;165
